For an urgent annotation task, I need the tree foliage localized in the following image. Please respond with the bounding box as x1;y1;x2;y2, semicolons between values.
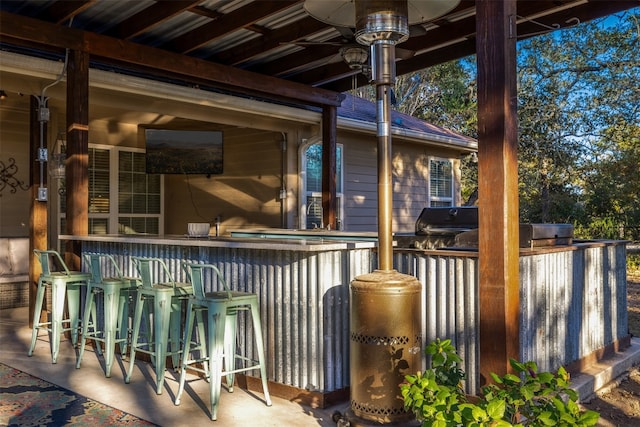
353;8;639;238
517;10;640;233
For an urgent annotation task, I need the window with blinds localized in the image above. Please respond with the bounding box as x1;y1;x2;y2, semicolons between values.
118;151;161;234
429;158;453;207
59;146;162;235
302;143;343;229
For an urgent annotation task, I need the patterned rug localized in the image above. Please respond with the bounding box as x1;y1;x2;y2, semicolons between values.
0;362;158;427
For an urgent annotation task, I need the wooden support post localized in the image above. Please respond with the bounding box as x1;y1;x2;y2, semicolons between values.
29;95;47;328
476;0;520;381
65;49;90;270
322;105;337;230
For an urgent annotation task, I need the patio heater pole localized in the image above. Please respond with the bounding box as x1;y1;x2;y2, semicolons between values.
344;4;423;424
304;1;460;425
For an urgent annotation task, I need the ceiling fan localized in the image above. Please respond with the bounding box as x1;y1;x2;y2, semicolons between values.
282;25;416;77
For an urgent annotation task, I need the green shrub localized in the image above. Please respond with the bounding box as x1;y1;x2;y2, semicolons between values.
401;339;600;427
628;253;640;275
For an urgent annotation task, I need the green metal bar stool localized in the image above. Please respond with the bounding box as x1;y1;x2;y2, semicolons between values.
76;253;140;377
29;249;92;364
175;263;271;421
125;256;192;394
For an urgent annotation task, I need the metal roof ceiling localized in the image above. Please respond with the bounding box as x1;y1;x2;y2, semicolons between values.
1;0;638;95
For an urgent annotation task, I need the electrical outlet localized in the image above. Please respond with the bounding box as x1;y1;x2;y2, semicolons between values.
38;107;50;122
36;187;48;201
38;147;48;161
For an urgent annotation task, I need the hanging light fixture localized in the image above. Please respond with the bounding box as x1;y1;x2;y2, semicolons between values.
340;46;369;70
49;132;66;179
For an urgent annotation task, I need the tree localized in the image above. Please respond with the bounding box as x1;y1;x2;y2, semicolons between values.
516;9;640;229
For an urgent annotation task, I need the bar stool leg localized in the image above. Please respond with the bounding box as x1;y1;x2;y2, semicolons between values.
195;308;208;379
103;284;121;377
50;280;67;364
175;299;196;406
66;282;83;348
223;310;238;392
250;299;272;406
117;288;130;355
169;296;183;371
209;307;227;421
76;284;97;369
28;279;46;357
125;291;146;384
154;293;172;395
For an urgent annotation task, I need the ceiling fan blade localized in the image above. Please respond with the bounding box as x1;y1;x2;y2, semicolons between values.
409;24;428;37
396;47;415;60
335;25;356;41
280;41;345;46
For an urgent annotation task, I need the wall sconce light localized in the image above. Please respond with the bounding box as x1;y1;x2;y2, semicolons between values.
0;90;7;100
49;132;66;179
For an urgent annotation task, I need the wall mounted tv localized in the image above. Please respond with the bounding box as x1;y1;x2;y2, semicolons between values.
145;129;223;175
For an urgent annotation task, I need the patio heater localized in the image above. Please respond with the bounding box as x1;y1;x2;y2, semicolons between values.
304;1;459;425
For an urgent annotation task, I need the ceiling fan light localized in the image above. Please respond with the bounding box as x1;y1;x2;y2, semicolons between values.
340;46;369;69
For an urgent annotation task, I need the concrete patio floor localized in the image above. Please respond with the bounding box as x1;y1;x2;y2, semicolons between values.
3;304;640;427
0;306;349;426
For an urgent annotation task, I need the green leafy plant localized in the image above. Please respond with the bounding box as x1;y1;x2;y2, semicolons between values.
401;339;600;427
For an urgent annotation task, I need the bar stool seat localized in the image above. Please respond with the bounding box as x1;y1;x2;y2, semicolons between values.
175;263;271;421
76;253;140;377
29;249;91;364
125;257;192;394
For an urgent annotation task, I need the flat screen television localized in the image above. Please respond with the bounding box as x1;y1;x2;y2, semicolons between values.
145;129;223;175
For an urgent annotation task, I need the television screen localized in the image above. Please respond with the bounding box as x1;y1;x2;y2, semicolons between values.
145;129;223;175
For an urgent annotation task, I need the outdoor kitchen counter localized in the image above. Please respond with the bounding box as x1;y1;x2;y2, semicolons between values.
57;234;629;401
58;233;376;404
58;233;377;251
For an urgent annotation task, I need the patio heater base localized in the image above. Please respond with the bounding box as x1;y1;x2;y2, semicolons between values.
349;270;421;425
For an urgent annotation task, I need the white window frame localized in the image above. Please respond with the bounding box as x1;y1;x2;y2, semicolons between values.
57;143;164;235
428;157;454;207
299;138;344;230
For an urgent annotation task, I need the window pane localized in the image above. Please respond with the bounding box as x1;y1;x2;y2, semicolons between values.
148;194;161;213
304;144;342;192
89;218;108;234
306;195;323;228
119;216;159;234
118;151;160;216
89;148;110;214
430;159;452;198
429;159;453;207
306;144;322;193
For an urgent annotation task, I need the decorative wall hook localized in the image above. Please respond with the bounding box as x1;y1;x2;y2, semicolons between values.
0;157;30;196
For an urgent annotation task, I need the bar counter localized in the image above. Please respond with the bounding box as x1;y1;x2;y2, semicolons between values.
59;234;629;402
59;233;377;405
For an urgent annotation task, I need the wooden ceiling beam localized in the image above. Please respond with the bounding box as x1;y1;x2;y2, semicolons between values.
164;0;301;54
105;1;201;40
39;0;95;25
0;11;344;107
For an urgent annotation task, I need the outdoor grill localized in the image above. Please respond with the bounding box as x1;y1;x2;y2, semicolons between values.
396;206;479;249
455;223;574;249
395;206;574;250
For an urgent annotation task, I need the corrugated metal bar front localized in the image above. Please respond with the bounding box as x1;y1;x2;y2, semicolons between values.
393;250;480;395
519;243;628;372
76;239;628;397
79;240;372;393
